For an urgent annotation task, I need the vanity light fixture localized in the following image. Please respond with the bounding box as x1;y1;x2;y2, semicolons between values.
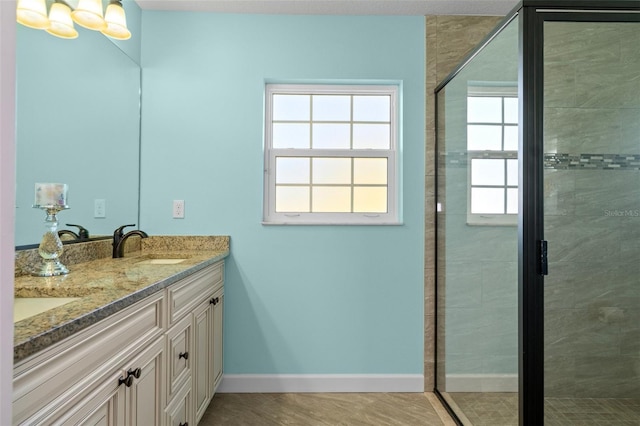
16;0;49;29
71;0;106;30
46;1;79;39
101;0;131;40
16;0;131;40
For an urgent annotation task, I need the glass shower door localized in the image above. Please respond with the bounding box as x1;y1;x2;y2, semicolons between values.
543;19;640;425
435;16;520;425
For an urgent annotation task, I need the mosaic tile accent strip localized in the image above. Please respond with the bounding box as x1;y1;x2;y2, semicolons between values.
544;153;640;170
439;152;640;170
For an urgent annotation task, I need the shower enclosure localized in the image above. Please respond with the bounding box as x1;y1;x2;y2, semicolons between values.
435;2;640;425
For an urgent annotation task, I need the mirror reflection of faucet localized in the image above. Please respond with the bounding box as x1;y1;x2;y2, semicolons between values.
112;224;148;258
57;229;79;241
57;224;90;241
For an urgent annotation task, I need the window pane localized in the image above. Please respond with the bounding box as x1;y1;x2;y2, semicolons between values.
467;125;503;150
312;187;351;212
276;157;310;184
467;97;502;123
354;187;387;213
471;159;505;186
312;123;350;149
273;95;310;121
276;186;310;212
312;158;351;184
471;188;505;214
265;84;397;223
353;95;390;122
353;124;390;149
504;125;518;151
354;158;387;185
273;123;310;149
507;159;518;186
506;188;518;214
312;95;350;121
504;97;518;124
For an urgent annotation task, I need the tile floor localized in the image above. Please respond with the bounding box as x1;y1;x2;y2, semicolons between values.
198;391;640;425
544;397;640;426
199;393;454;425
445;392;518;426
446;392;640;426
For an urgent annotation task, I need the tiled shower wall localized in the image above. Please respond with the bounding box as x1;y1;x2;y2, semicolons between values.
424;15;504;391
543;21;640;398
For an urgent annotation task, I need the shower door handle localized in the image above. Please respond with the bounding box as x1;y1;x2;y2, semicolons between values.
539;240;548;276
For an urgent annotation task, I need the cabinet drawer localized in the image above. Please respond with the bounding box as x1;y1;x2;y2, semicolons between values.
165;379;192;426
166;314;192;403
13;292;164;425
167;262;223;326
165;381;195;426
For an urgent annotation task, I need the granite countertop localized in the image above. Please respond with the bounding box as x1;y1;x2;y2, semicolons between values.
14;237;229;363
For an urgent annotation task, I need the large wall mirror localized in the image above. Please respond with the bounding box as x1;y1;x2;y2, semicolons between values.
15;24;141;247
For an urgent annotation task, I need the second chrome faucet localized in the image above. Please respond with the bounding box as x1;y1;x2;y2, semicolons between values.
112;224;148;258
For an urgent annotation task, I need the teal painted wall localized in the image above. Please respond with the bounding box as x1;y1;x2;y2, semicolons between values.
140;12;425;374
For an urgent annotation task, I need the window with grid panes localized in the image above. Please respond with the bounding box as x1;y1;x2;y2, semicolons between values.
263;84;399;224
467;86;518;226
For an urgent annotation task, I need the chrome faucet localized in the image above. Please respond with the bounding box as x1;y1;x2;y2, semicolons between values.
113;224;148;258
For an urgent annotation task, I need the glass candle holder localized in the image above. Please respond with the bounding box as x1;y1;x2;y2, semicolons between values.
31;204;70;276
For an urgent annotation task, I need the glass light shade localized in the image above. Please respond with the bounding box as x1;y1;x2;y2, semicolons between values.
71;0;106;30
46;2;78;39
101;2;131;40
16;0;50;29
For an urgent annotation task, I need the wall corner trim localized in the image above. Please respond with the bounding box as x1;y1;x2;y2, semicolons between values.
218;374;425;393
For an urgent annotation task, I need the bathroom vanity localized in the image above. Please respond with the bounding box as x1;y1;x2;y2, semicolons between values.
12;236;229;426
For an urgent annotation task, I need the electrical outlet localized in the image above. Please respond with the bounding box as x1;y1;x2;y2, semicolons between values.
173;200;185;219
94;199;106;218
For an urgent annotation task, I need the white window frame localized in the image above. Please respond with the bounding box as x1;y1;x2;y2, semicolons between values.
466;85;518;226
262;84;399;225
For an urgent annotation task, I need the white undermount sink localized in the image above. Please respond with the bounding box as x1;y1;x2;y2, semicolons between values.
135;258;186;265
14;297;81;323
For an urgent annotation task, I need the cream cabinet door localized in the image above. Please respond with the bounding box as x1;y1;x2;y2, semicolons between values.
46;337;166;426
193;298;213;423
81;395;120;426
49;369;126;426
193;286;224;424
125;337;166;426
73;335;165;426
211;288;224;394
77;381;125;426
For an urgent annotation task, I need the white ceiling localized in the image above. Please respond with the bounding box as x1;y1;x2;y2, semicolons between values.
134;0;519;16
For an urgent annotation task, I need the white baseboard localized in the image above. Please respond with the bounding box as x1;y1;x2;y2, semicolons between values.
445;374;518;392
217;374;424;393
